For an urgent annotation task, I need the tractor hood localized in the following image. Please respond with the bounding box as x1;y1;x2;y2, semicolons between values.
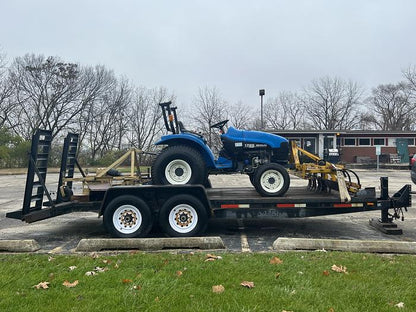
222;127;288;148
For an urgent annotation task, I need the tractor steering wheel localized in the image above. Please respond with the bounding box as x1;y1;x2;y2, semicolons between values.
210;120;229;133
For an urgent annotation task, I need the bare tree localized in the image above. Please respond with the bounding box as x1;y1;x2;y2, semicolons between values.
8;54;114;139
366;82;415;131
128;86;173;160
264;91;305;130
74;65;121;150
82;77;133;161
0;51;15;129
303;77;363;130
226;101;253;129
192;86;227;152
357;112;378;130
404;65;416;92
249;115;263;130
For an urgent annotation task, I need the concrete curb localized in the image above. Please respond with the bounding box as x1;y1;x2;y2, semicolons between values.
273;237;416;254
75;236;225;252
0;239;41;252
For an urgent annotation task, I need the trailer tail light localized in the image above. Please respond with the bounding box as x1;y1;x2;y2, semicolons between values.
220;204;250;209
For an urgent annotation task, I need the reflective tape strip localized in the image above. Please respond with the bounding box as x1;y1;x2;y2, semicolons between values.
334;203;364;208
220;204;250;209
276;204;306;208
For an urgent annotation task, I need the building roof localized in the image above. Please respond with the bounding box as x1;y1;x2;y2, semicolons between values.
268;129;416;136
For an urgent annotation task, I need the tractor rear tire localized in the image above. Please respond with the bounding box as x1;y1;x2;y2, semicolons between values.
253;163;290;197
151;145;207;185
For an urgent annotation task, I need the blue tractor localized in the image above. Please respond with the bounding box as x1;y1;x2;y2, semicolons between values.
151;102;290;196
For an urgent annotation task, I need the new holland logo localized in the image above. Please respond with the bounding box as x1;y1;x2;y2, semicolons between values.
244;143;267;148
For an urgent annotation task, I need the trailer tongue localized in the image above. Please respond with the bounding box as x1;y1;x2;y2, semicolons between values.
6;129;412;237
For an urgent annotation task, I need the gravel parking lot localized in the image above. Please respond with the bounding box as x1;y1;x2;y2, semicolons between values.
0;169;415;253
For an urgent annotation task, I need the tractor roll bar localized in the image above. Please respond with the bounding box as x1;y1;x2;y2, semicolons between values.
159;101;179;134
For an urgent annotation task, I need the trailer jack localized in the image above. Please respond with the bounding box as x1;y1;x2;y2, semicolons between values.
369;178;412;235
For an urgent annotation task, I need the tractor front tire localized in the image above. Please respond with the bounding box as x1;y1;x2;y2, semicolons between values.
253;163;290;197
151;145;207;185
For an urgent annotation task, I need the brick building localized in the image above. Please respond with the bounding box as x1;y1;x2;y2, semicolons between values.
271;130;416;164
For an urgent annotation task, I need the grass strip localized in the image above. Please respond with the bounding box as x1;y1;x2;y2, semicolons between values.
0;251;414;312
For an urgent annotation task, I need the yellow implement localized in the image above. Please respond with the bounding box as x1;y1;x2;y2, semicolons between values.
289;141;361;202
59;148;149;200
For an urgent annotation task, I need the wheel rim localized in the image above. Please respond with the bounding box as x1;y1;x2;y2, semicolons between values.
168;204;198;234
165;159;192;184
113;204;142;234
260;169;284;193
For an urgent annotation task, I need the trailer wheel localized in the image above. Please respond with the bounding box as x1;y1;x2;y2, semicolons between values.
253;163;290;197
152;145;207;185
103;195;152;238
159;194;208;237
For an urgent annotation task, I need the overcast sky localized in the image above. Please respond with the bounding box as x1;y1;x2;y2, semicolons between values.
1;0;416;109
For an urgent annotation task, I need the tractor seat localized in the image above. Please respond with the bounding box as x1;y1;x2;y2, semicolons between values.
178;121;206;141
178;121;187;132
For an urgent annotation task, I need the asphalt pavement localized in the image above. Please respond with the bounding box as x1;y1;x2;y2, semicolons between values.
0;169;415;253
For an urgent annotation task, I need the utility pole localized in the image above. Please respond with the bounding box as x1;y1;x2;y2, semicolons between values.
259;89;265;129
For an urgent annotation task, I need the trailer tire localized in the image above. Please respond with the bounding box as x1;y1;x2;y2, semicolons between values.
151;145;207;185
253;163;290;197
103;195;153;238
159;194;208;237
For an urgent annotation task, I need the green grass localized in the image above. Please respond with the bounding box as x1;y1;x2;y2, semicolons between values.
0;252;415;312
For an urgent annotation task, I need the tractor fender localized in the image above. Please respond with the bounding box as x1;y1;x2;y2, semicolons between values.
155;134;216;168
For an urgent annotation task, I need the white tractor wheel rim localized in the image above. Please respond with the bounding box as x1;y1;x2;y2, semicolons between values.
165;159;192;184
113;204;142;234
260;169;284;193
168;204;198;234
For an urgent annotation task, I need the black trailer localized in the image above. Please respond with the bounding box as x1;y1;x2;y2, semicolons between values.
6;130;412;238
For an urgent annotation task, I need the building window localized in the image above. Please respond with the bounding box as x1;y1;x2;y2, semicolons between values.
407;138;415;146
387;138;396;147
358;138;371;146
373;138;385;146
303;138;316;153
343;138;356;146
289;138;301;147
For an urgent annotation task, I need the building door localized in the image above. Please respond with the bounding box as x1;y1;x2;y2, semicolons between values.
323;135;339;163
396;139;409;163
323;136;334;160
